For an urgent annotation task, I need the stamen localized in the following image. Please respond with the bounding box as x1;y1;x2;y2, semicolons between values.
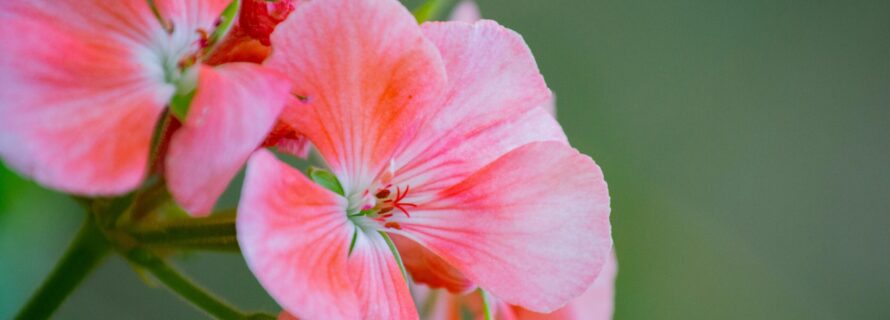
196;29;210;48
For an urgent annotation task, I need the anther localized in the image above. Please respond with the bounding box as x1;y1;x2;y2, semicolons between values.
384;222;402;230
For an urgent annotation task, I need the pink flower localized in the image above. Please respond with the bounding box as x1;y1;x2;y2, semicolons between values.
0;0;292;215
237;0;611;318
449;0;482;23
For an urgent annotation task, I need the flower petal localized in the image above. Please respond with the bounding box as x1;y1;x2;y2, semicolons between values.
540;94;557;117
397;141;612;312
166;64;290;216
393;234;476;294
349;232;419;319
393;20;565;197
205;0;298;65
0;0;232;194
0;0;170;194
449;0;481;22
266;0;447;192
238;150;418;319
510;251;618;320
237;150;357;319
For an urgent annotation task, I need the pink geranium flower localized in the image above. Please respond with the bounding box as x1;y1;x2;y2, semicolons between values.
0;0;292;215
237;0;612;318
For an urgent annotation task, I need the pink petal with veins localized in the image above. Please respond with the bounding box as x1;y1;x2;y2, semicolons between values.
397;142;611;312
238;150;417;319
0;0;230;194
266;0;447;192
166;64;290;216
394;21;564;197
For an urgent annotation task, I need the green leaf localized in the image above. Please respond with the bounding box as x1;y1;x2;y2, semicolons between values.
308;166;345;196
413;0;447;23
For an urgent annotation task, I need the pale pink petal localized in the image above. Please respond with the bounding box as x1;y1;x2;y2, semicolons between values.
0;0;230;194
266;0;447;192
540;93;557;117
166;64;290;216
393;234;476;293
449;0;481;22
237;150;357;319
421;251;616;320
396;142;611;312
509;251;617;320
393;21;564;197
0;0;169;194
153;0;231;32
348;231;419;319
238;150;418;319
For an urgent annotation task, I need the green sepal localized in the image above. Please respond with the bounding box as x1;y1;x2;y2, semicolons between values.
307;166;345;196
413;0;447;23
479;288;495;320
169;89;195;121
169;66;199;121
203;0;241;56
380;232;409;283
147;0;174;33
347;227;359;257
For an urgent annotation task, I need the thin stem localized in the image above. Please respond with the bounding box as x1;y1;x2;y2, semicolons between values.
126;214;240;252
15;217;111;320
127;179;171;222
124;248;250;319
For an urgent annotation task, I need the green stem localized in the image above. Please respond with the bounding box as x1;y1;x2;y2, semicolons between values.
127;215;240;252
125;248;261;319
15;217;111;320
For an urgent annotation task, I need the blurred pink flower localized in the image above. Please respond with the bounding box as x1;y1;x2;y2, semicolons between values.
236;0;611;318
449;0;482;22
0;0;292;215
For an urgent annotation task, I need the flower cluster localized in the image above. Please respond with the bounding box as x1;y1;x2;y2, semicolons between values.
0;0;614;319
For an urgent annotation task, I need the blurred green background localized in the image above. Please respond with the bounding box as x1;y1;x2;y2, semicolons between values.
2;0;889;318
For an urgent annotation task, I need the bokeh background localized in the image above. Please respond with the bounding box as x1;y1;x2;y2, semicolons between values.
2;0;888;318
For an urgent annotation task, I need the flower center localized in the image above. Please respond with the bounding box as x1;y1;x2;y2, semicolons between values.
349;184;417;231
